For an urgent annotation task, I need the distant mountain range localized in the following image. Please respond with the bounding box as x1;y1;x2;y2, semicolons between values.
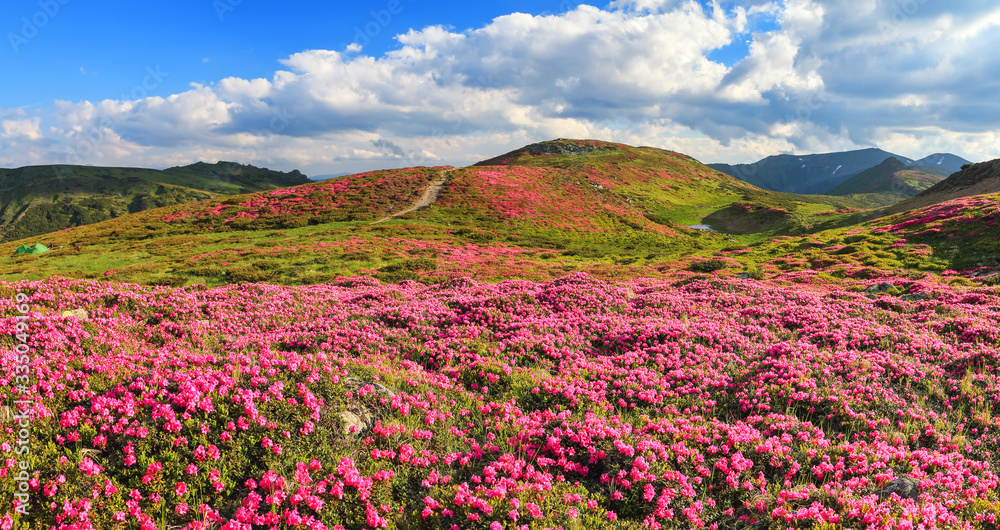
0;161;309;242
709;148;971;195
309;173;352;181
909;153;971;176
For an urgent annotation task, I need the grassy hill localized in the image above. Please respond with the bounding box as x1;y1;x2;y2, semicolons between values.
827;157;944;196
476;139;886;235
716;180;1000;290
886;158;1000;215
0;139;898;287
0;161;309;242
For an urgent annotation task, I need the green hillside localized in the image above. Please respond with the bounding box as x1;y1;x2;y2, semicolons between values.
735;189;1000;283
1;154;719;286
828;157;944;196
0;161;309;242
0;140;757;285
887;158;1000;215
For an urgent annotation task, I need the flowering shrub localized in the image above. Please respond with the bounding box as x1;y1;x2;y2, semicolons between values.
2;272;1000;529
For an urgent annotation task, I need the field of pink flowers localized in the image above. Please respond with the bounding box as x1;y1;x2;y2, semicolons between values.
158;167;446;230
3;272;1000;529
435;167;675;235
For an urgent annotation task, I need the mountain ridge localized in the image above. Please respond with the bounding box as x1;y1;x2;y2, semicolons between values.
0;161;309;242
710;148;971;195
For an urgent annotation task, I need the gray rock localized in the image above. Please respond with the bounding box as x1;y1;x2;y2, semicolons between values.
865;283;894;293
346;377;396;398
736;273;751;280
901;293;930;302
525;141;616;156
371;382;395;398
879;477;920;501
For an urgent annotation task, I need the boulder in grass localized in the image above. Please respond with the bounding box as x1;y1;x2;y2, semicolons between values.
866;282;894;294
879;477;920;501
901;293;930;302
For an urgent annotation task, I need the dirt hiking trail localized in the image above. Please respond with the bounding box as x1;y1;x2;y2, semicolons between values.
372;170;451;224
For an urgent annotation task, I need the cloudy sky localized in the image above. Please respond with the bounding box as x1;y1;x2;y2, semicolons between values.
1;0;998;177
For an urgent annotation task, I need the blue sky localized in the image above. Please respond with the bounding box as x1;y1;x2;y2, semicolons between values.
3;0;571;105
1;0;998;176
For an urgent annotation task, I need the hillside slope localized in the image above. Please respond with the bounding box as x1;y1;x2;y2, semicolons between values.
1;140;760;285
478;139;880;235
0;162;309;242
886;158;1000;214
474;139;758;227
828;157;944;196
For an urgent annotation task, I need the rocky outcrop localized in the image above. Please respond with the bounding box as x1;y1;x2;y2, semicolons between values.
524;141;617;156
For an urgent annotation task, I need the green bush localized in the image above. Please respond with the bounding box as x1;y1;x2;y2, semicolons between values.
376;258;438;284
562;247;606;258
227;217;253;230
452;228;496;242
742;263;764;280
979;274;1000;286
688;258;728;273
226;267;275;283
280;215;310;228
341;251;373;262
251;260;283;270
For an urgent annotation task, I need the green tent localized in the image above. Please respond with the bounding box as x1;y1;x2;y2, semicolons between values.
13;243;48;255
